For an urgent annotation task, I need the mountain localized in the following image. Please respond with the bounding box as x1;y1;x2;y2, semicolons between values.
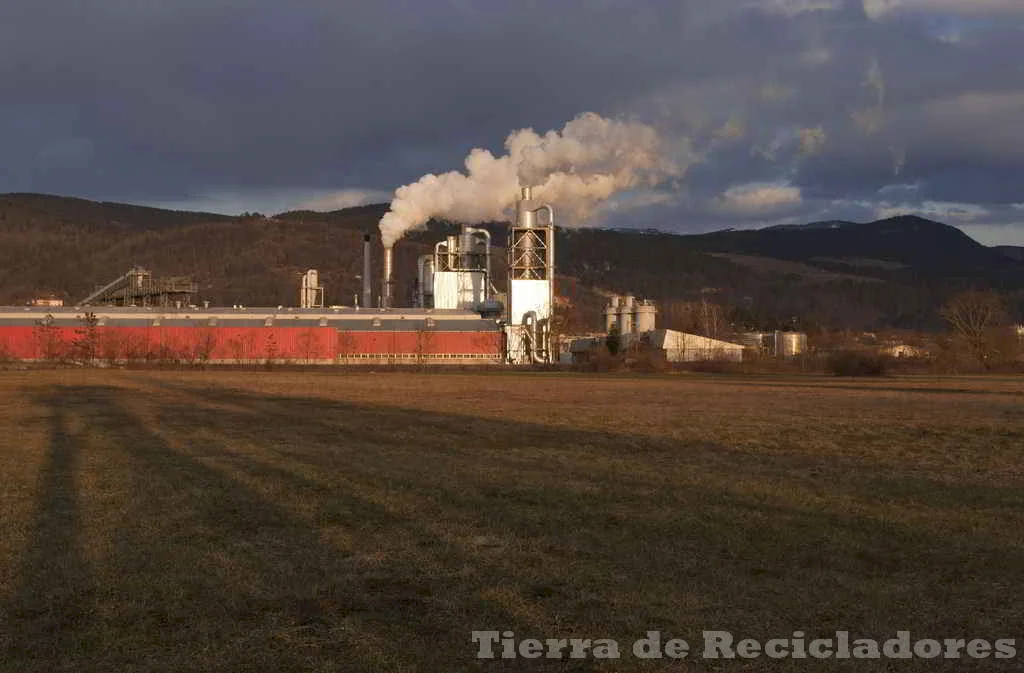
1;193;1022;332
995;245;1024;263
691;216;1015;276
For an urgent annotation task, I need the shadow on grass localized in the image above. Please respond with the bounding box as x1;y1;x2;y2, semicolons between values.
152;382;1024;661
3;392;96;670
706;378;1024;398
4;379;1022;672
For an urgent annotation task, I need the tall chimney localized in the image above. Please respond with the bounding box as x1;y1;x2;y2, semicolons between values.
362;234;372;309
383;245;394;308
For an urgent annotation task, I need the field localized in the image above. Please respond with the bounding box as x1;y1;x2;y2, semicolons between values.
0;370;1021;672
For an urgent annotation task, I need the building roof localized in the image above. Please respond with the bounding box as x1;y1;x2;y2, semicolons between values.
633;329;744;350
0;306;501;332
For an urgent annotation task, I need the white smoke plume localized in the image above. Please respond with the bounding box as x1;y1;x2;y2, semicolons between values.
378;112;681;247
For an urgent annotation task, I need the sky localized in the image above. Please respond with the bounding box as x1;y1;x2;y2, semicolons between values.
1;0;1023;244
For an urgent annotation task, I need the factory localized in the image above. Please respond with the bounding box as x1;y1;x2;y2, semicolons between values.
561;295;748;364
0;188;556;365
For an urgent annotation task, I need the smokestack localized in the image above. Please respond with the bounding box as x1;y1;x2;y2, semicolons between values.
383;245;394;308
362;234;372;309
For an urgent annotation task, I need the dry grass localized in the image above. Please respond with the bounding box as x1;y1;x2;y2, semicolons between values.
0;370;1021;672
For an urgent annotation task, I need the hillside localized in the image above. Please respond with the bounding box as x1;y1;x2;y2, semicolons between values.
691;216;1017;278
1;193;1022;332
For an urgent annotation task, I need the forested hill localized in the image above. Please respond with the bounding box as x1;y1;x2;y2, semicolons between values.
2;192;1022;332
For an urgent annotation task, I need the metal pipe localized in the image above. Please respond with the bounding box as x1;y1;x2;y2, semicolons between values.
416;254;434;308
539;319;550;364
522;311;548;364
383;245;394;308
446;235;457;271
541;205;555;315
464;227;492;300
362;234;372;309
424;256;434;307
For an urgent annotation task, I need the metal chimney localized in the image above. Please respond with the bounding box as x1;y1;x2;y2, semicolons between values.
383;245;395;308
362;234;372;308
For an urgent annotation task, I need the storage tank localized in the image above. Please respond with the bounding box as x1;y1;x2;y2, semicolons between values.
775;331;807;357
604;295;620;332
634;300;657;333
617;295;635;334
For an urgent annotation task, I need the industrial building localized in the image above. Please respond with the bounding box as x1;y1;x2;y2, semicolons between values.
738;331;808;357
638;330;744;363
0;306;501;364
0;187;556;365
561;295;746;364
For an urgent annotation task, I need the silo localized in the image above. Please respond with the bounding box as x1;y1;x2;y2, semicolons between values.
617;295;635;334
604;295;620;333
775;331;807;357
635;300;657;333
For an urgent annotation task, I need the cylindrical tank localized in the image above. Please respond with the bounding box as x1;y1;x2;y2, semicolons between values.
417;254;434;308
619;295;636;334
775;331;807;357
516;186;539;229
617;295;635;335
635;300;657;333
604;295;620;332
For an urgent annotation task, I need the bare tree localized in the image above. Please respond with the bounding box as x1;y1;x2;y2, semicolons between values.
414;327;436;367
941;290;1009;369
71;311;99;364
664;299;728;338
33;314;64;362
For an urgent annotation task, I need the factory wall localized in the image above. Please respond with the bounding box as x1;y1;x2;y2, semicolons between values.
0;321;502;364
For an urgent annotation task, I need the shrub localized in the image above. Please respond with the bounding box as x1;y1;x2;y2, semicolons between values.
678;359;740;374
573;347;624;372
628;349;669;373
827;350;887;377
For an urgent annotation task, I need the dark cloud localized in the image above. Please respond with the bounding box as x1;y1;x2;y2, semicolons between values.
1;0;1022;242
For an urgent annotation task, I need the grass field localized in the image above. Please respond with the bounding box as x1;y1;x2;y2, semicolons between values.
0;370;1021;672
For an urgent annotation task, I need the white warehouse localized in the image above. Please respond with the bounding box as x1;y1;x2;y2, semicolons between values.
561;295;745;364
628;329;744;362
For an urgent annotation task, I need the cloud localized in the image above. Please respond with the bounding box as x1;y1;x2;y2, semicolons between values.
148;187;388;216
874;200;988;221
715;182;804;215
756;0;844;15
714;115;747;142
864;0;1024;19
798;127;827;156
958;224;1024;246
850;58;886;135
0;0;1021;245
299;189;391;212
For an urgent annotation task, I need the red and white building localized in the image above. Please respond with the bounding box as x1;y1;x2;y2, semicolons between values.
0;306;502;364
